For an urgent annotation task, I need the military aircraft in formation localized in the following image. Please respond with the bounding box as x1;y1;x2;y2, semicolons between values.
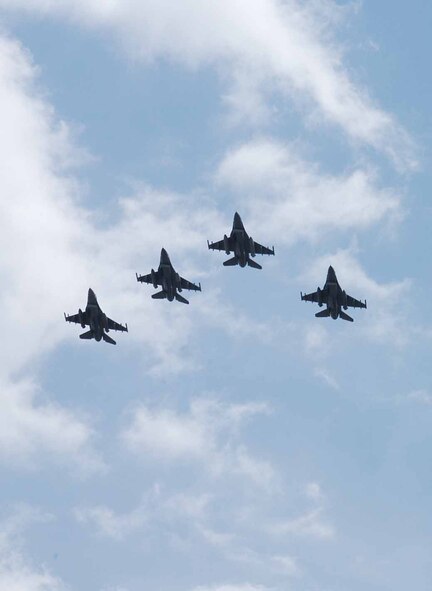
301;265;367;322
64;288;128;345
136;247;201;304
208;212;275;269
64;214;368;343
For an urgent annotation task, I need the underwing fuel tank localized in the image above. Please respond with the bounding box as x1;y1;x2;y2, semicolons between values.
224;234;230;255
249;236;256;257
151;269;158;289
317;287;323;307
342;290;348;310
78;309;85;328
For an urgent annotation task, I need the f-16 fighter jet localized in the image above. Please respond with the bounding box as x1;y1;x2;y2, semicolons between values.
207;212;275;269
136;248;201;305
64;288;128;345
301;266;367;322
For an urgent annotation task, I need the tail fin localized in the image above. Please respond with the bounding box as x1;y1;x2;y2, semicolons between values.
152;290;167;300
339;310;354;322
247;258;262;270
175;293;189;305
315;309;331;318
79;330;94;340
223;256;239;267
102;332;117;345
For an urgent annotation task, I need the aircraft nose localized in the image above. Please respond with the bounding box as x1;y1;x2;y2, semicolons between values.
88;288;97;303
328;266;337;279
161;248;170;263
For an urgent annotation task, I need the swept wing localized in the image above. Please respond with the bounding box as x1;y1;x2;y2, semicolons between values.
301;289;328;304
106;317;128;332
252;240;275;256
136;270;161;285
207;237;233;252
180;277;201;292
345;294;367;309
64;312;87;324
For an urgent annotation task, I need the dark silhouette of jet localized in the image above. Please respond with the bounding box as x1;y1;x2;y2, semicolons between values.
207;212;275;269
64;289;128;344
136;248;201;305
301;266;367;322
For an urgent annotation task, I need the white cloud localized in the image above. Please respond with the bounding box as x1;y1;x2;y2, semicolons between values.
121;398;275;489
217;139;402;244
125;403;269;487
269;508;335;540
75;504;147;541
0;0;415;166
305;482;324;502
192;585;269;591
0;506;68;591
271;554;300;576
406;389;432;406
0;34;104;472
0;379;102;473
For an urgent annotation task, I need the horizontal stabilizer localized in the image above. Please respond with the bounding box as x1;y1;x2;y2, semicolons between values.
175;293;189;305
152;290;167;300
223;256;239;267
339;310;354;322
102;332;117;345
79;330;94;340
315;309;330;318
247;258;262;270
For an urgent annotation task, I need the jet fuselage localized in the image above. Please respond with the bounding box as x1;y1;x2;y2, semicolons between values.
231;212;250;267
321;267;347;320
85;289;108;340
158;248;181;301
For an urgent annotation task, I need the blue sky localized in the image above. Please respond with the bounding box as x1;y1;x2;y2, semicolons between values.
0;2;431;590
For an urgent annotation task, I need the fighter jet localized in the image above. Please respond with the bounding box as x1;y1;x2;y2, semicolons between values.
207;212;275;269
136;248;201;304
301;266;367;322
64;288;128;345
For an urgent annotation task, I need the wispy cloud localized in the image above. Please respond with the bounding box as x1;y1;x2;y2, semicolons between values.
217;139;403;243
121;398;276;489
0;505;67;591
0;0;416;166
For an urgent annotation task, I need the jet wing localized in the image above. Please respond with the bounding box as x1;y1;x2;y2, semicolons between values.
106;317;128;332
207;237;233;252
301;289;328;304
252;241;275;256
180;277;201;292
136;270;160;285
345;294;367;309
64;312;87;324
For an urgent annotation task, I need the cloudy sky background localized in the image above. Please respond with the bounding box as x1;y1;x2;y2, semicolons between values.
0;1;431;590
